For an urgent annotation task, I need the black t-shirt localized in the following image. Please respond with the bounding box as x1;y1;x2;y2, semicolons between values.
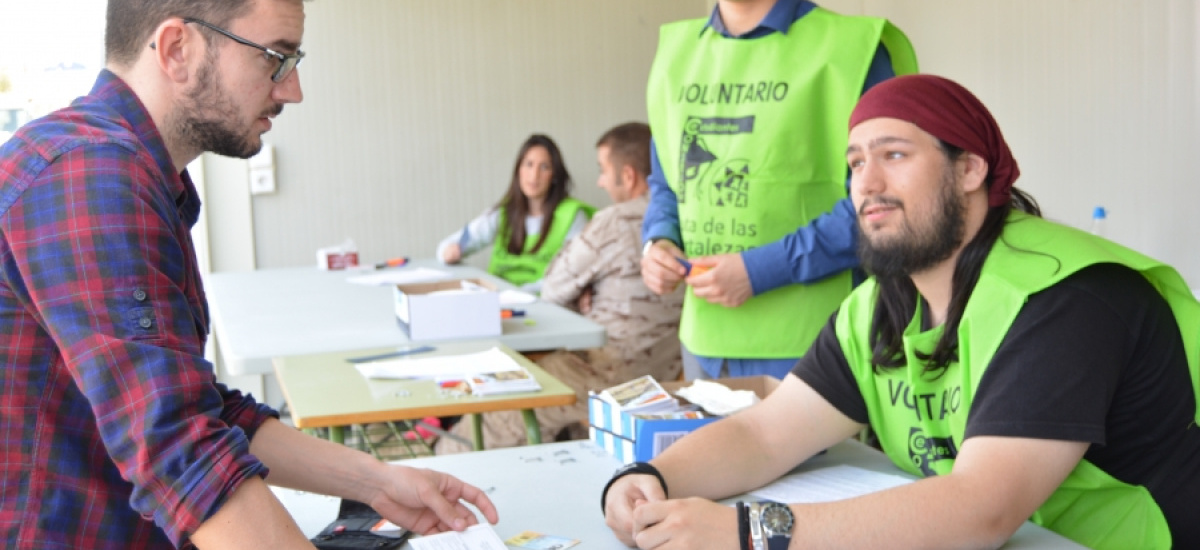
795;263;1200;547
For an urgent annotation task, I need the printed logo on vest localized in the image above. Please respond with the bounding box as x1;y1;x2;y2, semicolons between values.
907;427;958;477
676;115;754;207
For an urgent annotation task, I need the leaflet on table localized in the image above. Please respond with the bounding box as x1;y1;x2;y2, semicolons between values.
354;346;537;387
598;375;679;414
408;523;507;550
345;266;453;286
465;368;541;396
747;464;912;503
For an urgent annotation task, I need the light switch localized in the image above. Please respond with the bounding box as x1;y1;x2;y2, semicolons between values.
248;143;276;195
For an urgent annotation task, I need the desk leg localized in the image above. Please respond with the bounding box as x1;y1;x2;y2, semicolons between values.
330;426;345;445
521;409;541;445
471;413;484;452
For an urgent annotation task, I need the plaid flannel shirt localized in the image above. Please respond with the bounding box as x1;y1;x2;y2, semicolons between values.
0;70;277;549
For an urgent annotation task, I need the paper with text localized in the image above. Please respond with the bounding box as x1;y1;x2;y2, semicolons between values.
747;465;913;503
345;267;452;286
408;524;507;550
354;347;525;380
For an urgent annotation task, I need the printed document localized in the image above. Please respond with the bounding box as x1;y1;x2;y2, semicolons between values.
345;267;452;286
748;464;913;503
408;524;507;550
354;347;526;380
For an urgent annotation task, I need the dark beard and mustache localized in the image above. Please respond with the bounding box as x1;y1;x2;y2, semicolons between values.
174;54;283;159
857;167;966;278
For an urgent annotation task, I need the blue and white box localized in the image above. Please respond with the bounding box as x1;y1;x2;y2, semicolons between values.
588;376;779;463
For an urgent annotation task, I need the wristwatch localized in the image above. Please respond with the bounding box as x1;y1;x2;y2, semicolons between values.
757;501;794;550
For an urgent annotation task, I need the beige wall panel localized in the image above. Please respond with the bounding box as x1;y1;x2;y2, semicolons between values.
229;0;1200;287
824;0;1200;285
247;0;708;270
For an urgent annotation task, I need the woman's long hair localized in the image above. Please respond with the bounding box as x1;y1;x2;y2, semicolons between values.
498;134;572;255
869;141;1042;375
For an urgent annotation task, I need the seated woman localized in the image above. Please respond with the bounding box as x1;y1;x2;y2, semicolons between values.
436;134;594;291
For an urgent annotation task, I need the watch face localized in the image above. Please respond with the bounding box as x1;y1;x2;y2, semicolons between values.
760;503;794;536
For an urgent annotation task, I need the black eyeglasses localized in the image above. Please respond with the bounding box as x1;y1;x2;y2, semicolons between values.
184;18;304;83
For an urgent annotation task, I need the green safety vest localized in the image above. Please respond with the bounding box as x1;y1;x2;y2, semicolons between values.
646;9;918;359
489;197;594;286
835;212;1200;549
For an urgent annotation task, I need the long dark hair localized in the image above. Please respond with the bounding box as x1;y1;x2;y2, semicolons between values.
499;134;572;255
869;141;1042;375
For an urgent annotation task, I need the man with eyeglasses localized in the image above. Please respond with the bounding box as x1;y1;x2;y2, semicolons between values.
0;1;498;549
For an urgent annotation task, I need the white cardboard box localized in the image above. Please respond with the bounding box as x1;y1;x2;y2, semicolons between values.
392;278;501;341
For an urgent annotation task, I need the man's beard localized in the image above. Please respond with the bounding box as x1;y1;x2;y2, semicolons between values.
174;55;281;159
857;168;966;278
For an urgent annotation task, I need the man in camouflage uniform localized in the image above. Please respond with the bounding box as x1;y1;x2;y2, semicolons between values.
437;123;684;453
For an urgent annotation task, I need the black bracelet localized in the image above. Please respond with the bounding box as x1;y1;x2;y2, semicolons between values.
600;461;668;516
737;501;750;550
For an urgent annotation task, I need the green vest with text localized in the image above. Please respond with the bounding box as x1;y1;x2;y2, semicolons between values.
835;212;1200;549
489;197;594;286
646;9;918;359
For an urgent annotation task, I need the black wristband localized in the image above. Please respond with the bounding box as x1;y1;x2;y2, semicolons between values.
600;461;668;516
737;501;750;550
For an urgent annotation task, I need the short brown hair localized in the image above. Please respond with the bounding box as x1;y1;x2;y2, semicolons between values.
596;122;652;179
105;0;255;67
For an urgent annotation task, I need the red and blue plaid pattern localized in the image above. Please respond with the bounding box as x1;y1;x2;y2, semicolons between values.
0;70;277;549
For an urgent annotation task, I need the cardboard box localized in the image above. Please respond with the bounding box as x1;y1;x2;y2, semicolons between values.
589;376;780;464
392;278;501;340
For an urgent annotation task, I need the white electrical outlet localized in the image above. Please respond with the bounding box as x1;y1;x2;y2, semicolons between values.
249;166;276;194
248;143;276;195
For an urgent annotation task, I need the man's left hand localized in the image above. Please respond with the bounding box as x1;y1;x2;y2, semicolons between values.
367;465;499;535
686;254;752;307
631;497;738;550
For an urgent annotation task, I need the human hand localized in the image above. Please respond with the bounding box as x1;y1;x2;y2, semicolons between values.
442;243;462;264
640;241;687;295
577;287;594;314
686;254;752;307
631;497;738;550
366;465;499;535
604;474;668;546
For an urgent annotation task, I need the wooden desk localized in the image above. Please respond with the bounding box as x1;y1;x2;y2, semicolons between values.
273;439;1087;548
206;261;606;376
273;340;576;450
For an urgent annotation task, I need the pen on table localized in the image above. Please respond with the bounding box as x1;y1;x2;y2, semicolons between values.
374;257;410;269
501;308;525;319
345;345;436;363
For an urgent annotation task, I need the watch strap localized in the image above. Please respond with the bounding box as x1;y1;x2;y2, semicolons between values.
600;461;668;516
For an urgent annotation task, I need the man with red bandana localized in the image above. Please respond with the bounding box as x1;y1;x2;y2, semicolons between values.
601;74;1200;550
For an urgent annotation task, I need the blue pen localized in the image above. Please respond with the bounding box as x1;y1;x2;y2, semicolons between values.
345;345;436;364
675;256;693;276
674;256;710;277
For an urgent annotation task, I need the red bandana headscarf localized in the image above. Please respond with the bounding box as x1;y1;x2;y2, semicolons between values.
849;74;1019;207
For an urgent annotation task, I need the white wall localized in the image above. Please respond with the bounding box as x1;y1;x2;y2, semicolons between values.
825;0;1200;285
205;0;1200;287
222;0;709;271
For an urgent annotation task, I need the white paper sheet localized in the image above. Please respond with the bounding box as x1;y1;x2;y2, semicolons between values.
747;464;913;503
408;524;508;550
498;289;538;305
345;267;452;286
353;347;525;380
